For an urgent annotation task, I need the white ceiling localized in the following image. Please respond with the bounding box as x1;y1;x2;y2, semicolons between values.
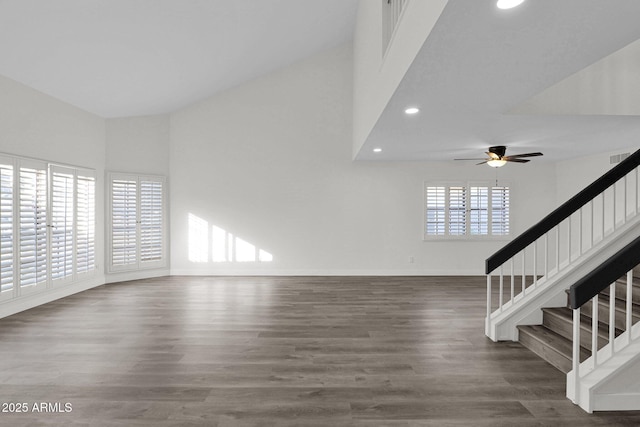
2;0;639;163
358;0;640;162
0;0;357;118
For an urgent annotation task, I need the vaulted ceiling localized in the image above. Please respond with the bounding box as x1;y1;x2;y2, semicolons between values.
1;0;638;162
0;0;357;118
358;0;640;162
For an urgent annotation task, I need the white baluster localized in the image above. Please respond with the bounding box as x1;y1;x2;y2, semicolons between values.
590;199;595;248
627;270;633;345
544;232;549;278
613;182;617;230
486;274;492;321
499;265;504;312
556;225;560;274
510;258;514;303
609;282;616;354
578;208;583;255
533;240;537;286
568;216;572;264
624;175;628;223
573;307;581;403
592;295;599;368
521;249;526;295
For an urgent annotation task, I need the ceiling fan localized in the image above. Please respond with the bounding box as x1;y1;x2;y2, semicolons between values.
454;146;543;167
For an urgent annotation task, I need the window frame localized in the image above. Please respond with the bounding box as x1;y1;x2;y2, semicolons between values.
0;153;97;303
107;172;167;273
424;181;511;241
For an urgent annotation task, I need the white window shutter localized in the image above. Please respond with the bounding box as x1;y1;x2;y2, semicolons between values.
50;167;75;282
469;186;489;235
491;186;510;236
19;162;48;288
140;179;163;263
0;159;14;294
108;173;165;272
111;178;138;268
448;186;467;236
425;186;446;236
76;172;95;275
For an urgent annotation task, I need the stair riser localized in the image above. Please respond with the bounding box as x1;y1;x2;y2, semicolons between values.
518;328;572;373
603;281;640;305
542;310;609;350
582;298;640;332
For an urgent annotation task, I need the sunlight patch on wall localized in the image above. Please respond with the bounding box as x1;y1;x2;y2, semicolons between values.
188;213;209;262
188;213;273;263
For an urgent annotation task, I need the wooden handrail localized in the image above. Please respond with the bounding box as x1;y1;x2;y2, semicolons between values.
569;235;640;309
486;149;640;274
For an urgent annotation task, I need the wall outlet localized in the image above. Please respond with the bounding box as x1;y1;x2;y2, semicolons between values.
408;256;415;263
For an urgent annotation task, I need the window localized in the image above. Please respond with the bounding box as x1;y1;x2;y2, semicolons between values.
425;183;510;239
108;173;166;272
0;153;96;302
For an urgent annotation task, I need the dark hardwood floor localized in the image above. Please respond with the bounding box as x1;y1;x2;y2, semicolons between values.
1;276;640;426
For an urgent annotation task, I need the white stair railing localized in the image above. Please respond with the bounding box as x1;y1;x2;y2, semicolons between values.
568;261;640;412
486;151;640;336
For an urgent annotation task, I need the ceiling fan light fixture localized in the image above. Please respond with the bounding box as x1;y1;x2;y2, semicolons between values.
487;159;507;168
497;0;525;9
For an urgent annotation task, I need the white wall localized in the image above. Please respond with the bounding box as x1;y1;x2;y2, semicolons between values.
106;115;170;176
0;74;106;317
556;146;639;204
352;0;448;157
105;115;171;282
169;44;557;276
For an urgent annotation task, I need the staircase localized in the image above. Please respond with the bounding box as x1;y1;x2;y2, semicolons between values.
485;149;640;412
518;268;640;373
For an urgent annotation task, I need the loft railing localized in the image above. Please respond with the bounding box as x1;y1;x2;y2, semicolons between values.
485;149;640;324
567;236;640;412
382;0;409;56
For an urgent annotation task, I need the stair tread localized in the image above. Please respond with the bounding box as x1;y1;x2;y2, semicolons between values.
518;324;589;373
519;324;573;357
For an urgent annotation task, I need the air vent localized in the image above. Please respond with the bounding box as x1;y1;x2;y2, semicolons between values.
610;152;630;164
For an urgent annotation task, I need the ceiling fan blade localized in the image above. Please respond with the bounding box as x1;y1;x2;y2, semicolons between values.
454;158;488;161
504;152;543;159
506;158;530;163
485;152;500;160
476;161;488;166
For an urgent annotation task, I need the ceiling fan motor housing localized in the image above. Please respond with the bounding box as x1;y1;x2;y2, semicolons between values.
489;146;507;158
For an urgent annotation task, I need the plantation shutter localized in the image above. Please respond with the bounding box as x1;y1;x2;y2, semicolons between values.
469;186;489;235
491;186;510;236
0;158;13;295
109;173;166;272
425;186;446;236
448;186;467;236
140;179;163;263
111;178;138;268
50;166;74;282
19;162;48;288
76;171;95;275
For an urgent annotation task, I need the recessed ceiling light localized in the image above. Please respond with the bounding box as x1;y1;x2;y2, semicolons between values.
405;107;420;115
497;0;525;9
373;148;382;153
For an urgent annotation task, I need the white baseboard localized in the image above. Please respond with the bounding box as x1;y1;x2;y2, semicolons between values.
169;268;483;276
0;275;105;319
105;268;170;283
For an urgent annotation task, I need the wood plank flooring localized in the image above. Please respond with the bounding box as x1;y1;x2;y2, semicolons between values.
1;276;640;426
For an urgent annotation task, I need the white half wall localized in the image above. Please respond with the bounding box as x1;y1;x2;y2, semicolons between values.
169;44;557;276
352;0;448;157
